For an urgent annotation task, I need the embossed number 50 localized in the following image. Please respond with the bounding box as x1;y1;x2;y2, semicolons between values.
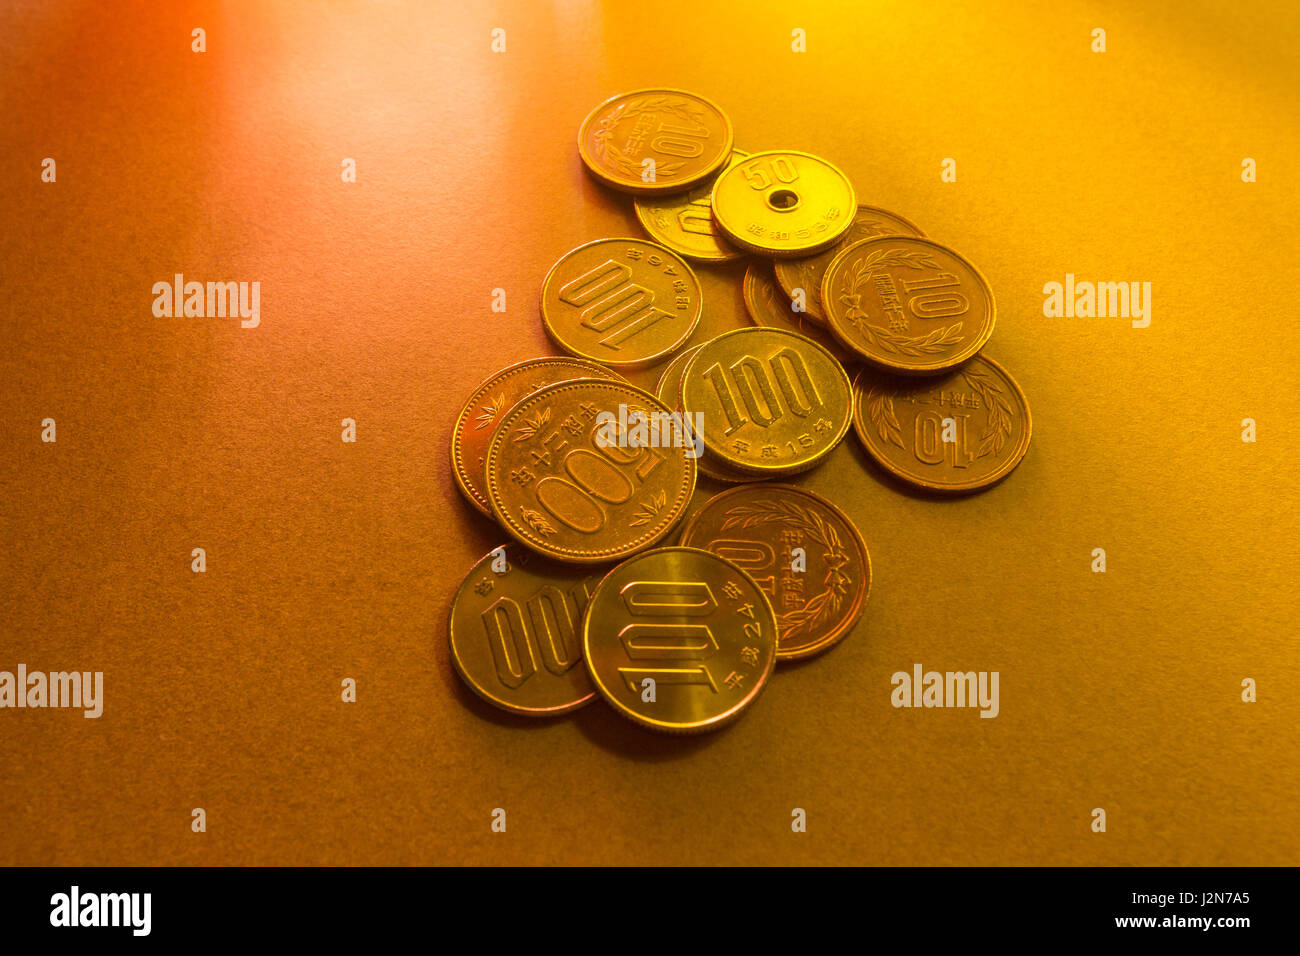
740;156;798;190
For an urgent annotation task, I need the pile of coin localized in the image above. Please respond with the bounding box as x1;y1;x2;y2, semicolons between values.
448;88;1031;734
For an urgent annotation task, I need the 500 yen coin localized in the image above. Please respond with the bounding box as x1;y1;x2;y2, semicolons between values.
452;357;626;516
485;380;697;562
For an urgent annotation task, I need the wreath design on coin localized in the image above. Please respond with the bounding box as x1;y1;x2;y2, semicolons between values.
720;500;851;640
865;388;906;449
840;252;964;354
960;367;1013;458
794;220;889;288
592;97;699;178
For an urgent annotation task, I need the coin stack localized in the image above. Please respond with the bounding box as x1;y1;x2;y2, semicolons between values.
448;89;1031;734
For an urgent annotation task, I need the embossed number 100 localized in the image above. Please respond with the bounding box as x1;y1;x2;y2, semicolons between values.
616;581;720;693
703;347;822;436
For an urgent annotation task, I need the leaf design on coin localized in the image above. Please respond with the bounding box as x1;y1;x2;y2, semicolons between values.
780;587;841;639
961;367;1014;458
512;407;551;442
521;507;557;536
591;98;696;178
865;388;906;449
860;322;964;355
851;248;939;275
840;253;964;355
474;393;506;430
719;499;850;640
852;219;889;238
628;490;667;527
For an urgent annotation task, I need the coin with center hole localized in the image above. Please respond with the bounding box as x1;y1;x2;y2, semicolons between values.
710;150;856;258
635;150;749;262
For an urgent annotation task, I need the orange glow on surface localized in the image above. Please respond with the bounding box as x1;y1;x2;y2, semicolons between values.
1;0;1296;865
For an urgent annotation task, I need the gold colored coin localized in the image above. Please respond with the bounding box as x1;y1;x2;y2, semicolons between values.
634;149;749;262
851;354;1031;494
452;357;626;516
680;326;853;475
485;379;697;562
541;238;702;369
678;484;870;661
449;544;602;716
774;204;926;324
577;89;734;195
710;150;856;258
582;546;778;733
741;261;857;367
821;236;995;375
654;345;763;484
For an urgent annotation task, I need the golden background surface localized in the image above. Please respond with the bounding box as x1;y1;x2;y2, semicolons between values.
1;0;1296;865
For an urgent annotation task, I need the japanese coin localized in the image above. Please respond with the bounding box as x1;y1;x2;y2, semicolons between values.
680;326;853;476
821;236;995;376
710;150;856;258
541;238;702;369
741;261;857;367
485;379;697;562
678;484;870;661
449;544;602;716
452;357;626;516
582;546;778;733
851;354;1031;494
654;345;763;484
774;205;925;324
634;149;748;262
578;89;734;195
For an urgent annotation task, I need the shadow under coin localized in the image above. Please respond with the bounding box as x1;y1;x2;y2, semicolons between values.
842;427;997;502
570;696;722;761
447;661;584;731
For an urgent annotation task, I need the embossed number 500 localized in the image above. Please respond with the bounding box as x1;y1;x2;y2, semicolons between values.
533;434;664;533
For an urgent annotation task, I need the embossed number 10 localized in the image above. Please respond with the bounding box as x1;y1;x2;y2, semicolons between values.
703;347;822;436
